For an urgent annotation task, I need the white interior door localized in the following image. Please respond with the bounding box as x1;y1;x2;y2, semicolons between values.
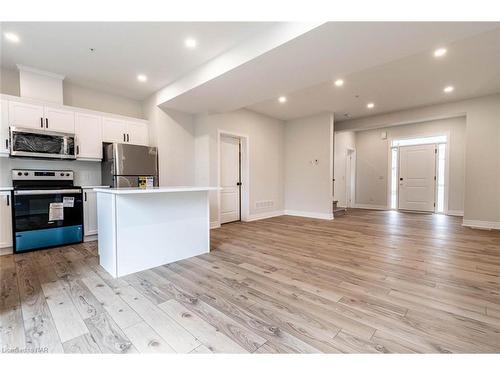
220;136;240;224
398;144;436;212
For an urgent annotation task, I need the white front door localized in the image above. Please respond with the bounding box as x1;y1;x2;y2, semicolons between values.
220;135;240;224
398;144;436;212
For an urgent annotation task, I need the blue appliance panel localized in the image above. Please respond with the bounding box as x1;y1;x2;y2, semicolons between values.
15;225;83;252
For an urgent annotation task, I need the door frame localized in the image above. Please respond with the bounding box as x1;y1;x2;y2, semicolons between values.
217;130;250;225
387;131;451;214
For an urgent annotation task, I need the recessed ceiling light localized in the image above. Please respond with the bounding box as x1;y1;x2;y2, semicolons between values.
185;38;197;49
334;79;344;87
137;74;148;82
434;48;447;57
278;96;287;103
367;102;375;109
4;32;20;43
443;86;454;93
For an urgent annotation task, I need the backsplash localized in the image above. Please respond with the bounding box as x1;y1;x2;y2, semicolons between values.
0;157;101;186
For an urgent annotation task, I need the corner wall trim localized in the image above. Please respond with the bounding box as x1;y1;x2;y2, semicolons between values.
246;210;285;222
462;220;500;230
353;204;389;211
210;221;221;229
284;210;334;220
447;210;464;217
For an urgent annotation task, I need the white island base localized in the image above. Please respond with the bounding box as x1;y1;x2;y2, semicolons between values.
94;187;217;278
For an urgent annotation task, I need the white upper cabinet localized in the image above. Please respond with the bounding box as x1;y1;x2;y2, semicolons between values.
0;100;9;155
102;117;149;146
44;106;75;133
8;101;44;130
75;112;102;160
127;121;149;146
102;117;127;143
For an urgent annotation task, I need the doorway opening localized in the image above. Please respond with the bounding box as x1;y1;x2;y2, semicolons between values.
389;134;448;213
217;130;249;225
345;148;356;208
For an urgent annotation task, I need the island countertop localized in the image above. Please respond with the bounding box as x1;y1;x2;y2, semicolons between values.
94;186;219;194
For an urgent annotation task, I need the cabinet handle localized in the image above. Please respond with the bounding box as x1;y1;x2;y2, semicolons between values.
123;133;126;142
40;117;44;128
84;192;87;201
76;145;79;155
5;138;8;150
127;133;129;142
6;195;10;206
45;118;49;128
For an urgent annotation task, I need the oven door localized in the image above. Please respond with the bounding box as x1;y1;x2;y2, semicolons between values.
10;126;76;159
12;188;83;252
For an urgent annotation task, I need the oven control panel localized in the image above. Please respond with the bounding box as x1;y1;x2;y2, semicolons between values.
12;169;74;181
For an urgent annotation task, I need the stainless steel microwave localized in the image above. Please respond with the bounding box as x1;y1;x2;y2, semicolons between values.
10;126;76;159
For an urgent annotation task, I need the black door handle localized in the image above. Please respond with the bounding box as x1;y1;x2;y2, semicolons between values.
40;117;44;128
45;118;49;128
84;192;87;201
76;145;79;155
127;133;129;142
6;195;9;206
236;182;242;186
400;178;403;181
5;138;8;150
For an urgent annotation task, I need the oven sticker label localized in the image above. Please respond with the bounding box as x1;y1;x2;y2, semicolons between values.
63;196;75;208
49;203;64;221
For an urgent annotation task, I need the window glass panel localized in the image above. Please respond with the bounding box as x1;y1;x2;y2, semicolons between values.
392;135;447;147
436;144;446;213
391;147;398;209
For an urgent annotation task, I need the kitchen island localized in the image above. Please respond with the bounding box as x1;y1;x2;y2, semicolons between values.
94;187;218;278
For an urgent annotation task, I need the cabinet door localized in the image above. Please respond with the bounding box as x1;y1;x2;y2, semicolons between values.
0;100;9;154
0;192;13;249
8;101;44;130
102;117;127;143
75;112;102;160
127;121;149;146
83;190;98;236
44;106;75;133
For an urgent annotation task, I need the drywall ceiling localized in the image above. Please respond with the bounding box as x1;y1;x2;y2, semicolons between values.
249;27;500;121
0;22;278;99
159;22;500;120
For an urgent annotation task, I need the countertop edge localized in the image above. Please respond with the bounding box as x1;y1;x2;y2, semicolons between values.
94;187;220;194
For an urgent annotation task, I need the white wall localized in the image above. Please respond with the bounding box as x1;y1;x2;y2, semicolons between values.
194;109;285;224
284;113;334;218
142;95;195;187
351;117;466;212
1;67;144;118
336;94;500;227
333;131;356;207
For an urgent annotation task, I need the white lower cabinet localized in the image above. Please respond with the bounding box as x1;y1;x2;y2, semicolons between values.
0;192;13;249
83;189;98;237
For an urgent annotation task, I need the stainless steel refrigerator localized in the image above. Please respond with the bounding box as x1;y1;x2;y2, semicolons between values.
101;143;159;188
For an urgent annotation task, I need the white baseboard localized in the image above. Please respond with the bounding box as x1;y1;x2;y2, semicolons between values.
462;220;500;230
210;221;221;229
246;210;285;222
84;234;98;242
447;210;464;217
284;210;333;220
0;246;13;256
353;204;389;211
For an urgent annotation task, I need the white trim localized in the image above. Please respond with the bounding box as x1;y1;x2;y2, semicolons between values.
353;204;389;211
246;210;285;222
16;64;66;80
447;210;464;217
217;130;250;224
84;234;98;242
0;247;13;256
210;221;221;229
284;210;334;220
462;220;500;230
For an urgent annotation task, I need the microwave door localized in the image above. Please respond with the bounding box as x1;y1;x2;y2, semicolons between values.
10;127;76;159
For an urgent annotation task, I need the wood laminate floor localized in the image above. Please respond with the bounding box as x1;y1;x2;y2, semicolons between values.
1;209;500;353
